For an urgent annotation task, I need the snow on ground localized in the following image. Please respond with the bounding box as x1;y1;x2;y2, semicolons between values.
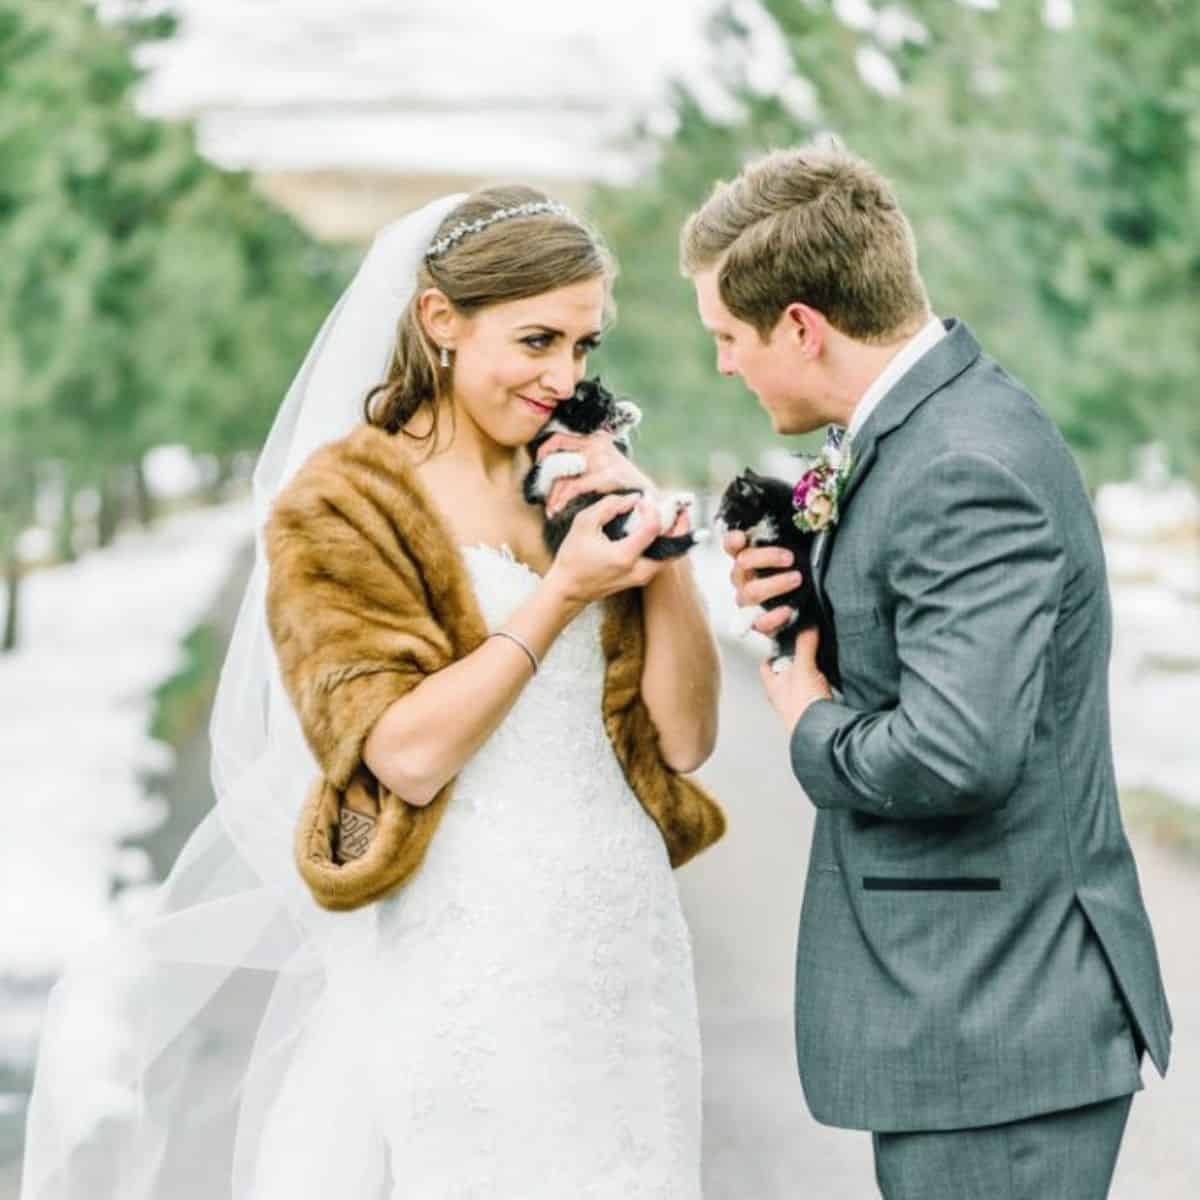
0;501;252;990
1096;476;1200;542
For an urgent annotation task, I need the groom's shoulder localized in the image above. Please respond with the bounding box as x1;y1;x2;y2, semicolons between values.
911;339;1073;479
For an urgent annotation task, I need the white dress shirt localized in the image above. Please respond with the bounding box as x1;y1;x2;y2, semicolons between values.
812;315;946;575
845;314;947;445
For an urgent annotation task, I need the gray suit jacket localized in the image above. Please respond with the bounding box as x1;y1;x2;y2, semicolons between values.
789;319;1172;1133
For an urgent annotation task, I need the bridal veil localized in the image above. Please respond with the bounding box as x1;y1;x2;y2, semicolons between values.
20;194;467;1199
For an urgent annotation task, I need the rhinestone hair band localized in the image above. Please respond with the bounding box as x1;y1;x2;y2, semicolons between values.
425;200;575;260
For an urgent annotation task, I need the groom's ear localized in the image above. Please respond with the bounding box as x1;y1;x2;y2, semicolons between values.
783;302;826;361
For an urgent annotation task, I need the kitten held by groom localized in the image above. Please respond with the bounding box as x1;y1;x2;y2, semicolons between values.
683;142;1172;1199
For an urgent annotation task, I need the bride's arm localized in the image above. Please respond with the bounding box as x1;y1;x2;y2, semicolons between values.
363;572;584;806
363;491;660;806
639;554;721;774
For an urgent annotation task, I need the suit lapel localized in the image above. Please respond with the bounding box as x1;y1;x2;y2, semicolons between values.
812;319;981;601
811;433;873;600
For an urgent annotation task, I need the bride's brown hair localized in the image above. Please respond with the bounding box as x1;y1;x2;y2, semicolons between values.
364;185;615;450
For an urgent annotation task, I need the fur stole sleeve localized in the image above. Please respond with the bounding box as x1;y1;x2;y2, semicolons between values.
264;426;489;910
265;431;483;790
600;590;726;868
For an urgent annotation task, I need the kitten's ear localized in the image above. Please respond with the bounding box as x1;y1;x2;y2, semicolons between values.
612;399;642;431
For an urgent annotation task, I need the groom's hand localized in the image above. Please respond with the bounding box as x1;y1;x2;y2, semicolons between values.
759;628;833;731
722;529;803;636
724;530;831;725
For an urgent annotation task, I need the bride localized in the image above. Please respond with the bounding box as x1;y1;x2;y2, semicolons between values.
20;187;725;1198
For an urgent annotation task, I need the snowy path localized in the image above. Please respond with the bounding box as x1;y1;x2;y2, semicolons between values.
0;501;254;1176
0;500;254;982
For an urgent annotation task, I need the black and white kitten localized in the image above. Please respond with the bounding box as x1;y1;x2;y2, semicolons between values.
716;467;840;685
523;377;707;561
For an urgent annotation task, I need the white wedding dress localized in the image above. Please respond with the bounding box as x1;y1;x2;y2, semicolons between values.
251;542;703;1199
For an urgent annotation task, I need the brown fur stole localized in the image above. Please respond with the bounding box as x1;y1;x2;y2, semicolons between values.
265;423;725;911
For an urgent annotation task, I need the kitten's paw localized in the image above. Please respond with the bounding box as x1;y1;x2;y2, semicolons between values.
613;399;643;432
538;451;587;491
730;606;765;638
654;491;699;533
769;654;793;675
655;494;683;530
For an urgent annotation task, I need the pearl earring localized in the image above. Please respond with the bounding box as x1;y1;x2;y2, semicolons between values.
439;345;450;368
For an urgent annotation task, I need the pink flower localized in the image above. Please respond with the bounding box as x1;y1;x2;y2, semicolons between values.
791;446;853;533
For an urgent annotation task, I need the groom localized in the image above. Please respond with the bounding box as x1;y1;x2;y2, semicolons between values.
684;142;1172;1198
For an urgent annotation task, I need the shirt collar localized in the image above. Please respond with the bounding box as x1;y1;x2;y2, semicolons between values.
846;315;946;444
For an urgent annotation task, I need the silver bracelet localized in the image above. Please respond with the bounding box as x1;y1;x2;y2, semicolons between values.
488;630;539;675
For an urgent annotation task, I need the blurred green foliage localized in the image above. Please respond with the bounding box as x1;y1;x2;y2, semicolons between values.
1122;788;1200;863
148;620;220;748
0;0;348;647
590;0;1200;489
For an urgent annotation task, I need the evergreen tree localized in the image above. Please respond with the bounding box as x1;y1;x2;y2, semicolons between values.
0;0;346;650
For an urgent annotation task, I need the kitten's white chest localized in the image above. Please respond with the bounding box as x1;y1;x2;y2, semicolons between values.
747;514;779;544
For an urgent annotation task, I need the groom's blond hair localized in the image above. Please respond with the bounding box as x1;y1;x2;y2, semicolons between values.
680;140;929;342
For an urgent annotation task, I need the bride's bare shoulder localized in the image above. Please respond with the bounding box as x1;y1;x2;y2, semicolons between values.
396;443;548;568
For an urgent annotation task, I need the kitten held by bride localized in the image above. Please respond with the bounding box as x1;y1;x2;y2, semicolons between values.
20;188;724;1199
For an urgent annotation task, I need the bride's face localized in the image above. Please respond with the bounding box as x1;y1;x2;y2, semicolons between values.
446;278;608;446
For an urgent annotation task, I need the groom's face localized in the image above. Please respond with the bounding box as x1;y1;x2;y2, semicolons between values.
693;268;822;435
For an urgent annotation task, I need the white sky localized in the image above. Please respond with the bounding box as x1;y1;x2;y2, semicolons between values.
112;0;1077;177
128;0;724;178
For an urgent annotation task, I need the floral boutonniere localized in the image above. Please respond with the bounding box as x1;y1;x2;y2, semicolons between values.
792;439;854;533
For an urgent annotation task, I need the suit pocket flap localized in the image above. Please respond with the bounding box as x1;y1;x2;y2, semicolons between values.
863;876;1002;892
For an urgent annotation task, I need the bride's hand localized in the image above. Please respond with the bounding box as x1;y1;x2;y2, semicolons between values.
537;430;656;518
544;492;668;605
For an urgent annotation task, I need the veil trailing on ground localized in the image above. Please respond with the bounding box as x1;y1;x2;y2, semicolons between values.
20;194;467;1200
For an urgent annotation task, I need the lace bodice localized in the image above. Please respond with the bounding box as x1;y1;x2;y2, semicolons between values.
448;541;621;823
